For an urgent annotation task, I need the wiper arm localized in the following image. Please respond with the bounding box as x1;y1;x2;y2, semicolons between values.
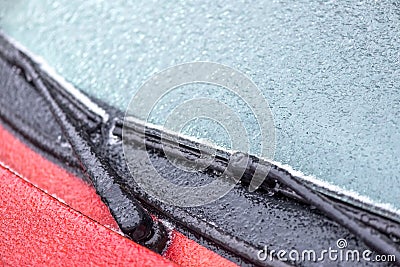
0;44;168;253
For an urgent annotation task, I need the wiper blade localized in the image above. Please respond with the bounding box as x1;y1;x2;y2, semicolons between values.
121;115;400;263
0;37;169;253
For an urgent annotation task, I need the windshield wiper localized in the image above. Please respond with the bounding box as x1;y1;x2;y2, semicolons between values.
0;37;169;253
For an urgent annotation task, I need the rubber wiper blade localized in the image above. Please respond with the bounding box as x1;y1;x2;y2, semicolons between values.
0;42;168;253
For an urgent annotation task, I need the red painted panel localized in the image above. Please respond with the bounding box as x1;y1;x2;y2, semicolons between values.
0;125;118;230
0;164;177;266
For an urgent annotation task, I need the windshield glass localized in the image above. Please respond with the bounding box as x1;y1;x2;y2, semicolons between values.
1;0;399;218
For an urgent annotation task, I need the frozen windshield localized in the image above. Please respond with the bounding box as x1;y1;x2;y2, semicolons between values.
1;0;399;218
